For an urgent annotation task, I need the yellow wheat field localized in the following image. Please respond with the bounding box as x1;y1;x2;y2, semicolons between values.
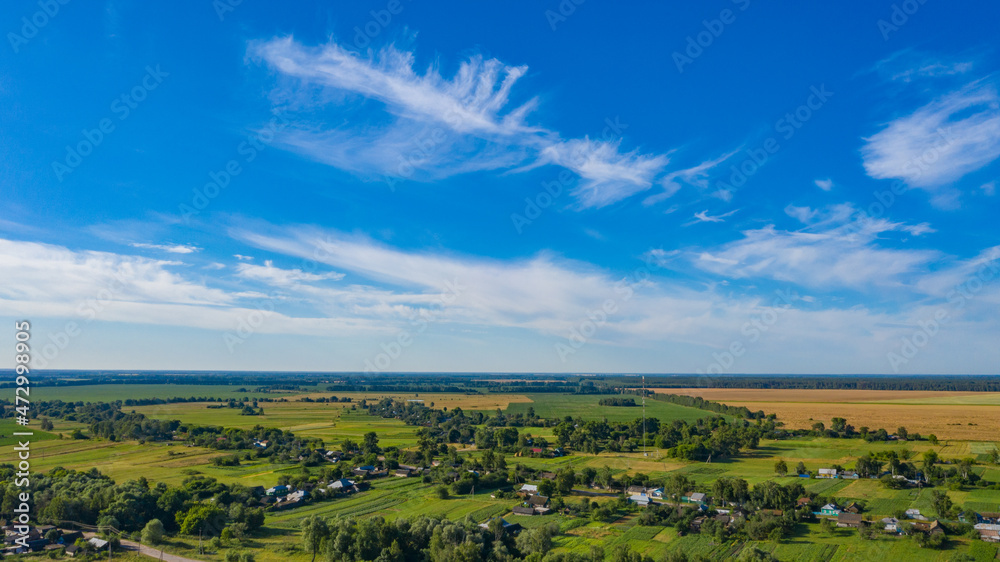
658;388;1000;441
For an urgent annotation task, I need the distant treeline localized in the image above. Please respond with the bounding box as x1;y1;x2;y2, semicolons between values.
627;375;1000;392
649;393;769;420
8;371;1000;394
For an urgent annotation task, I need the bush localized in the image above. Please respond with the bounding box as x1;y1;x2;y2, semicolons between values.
142;519;165;545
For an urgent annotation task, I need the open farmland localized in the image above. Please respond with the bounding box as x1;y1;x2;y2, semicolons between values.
663;388;1000;440
31;383;314;402
505;393;724;423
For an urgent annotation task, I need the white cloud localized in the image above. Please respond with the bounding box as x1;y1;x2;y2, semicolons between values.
130;242;202;254
538;138;668;208
692;206;940;290
250;37;672;207
237;260;345;286
0;238;388;337
814;178;833;191
982;181;996;196
861;81;1000;194
643;149;739;206
689;209;738;224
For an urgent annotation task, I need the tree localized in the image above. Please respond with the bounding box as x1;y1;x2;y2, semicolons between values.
795;461;807;476
774;460;788;477
598;465;613;489
855;454;883;478
142;519;165;546
362;431;380;455
931;490;954;519
922;450;939;471
768;527;783;544
556;469;577;495
608;544;643;562
538;479;556;497
896;426;909;440
435;486;450;499
178;504;227;536
819;517;834;535
927;434;938;445
958;458;975;480
515;523;558;556
300;515;328;562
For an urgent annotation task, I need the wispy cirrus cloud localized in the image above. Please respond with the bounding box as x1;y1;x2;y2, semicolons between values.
249;37;671;207
687;209;738;225
691;204;940;290
861;79;1000;198
643;149;740;206
236;260;345;286
130;242;202;254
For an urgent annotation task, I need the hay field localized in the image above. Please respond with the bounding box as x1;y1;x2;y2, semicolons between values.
661;388;1000;440
658;388;996;403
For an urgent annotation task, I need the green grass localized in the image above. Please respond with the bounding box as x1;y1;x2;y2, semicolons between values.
505;394;725;423
32;383;316;402
0;417;58;446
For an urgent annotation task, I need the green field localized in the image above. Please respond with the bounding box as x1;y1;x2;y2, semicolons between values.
31;383;315;402
505;393;724;423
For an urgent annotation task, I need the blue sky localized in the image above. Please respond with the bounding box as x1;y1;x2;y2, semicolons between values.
2;0;1000;374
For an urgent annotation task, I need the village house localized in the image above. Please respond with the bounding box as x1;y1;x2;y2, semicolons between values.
266;484;288;496
905;508;927;521
912;520;945;536
626;485;646;495
820;503;841;516
628;494;651;507
817;468;838;479
328;478;356;492
844;502;863;514
527;495;551;514
688;492;707;504
538;471;557;480
512;506;535;516
837;513;864;528
975;523;1000;542
882;517;900;533
649;488;665;499
519;484;538;495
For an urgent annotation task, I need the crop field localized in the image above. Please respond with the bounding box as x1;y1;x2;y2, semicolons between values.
505;393;723;423
31;383;313;402
663;388;1000;440
659;388;999;403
